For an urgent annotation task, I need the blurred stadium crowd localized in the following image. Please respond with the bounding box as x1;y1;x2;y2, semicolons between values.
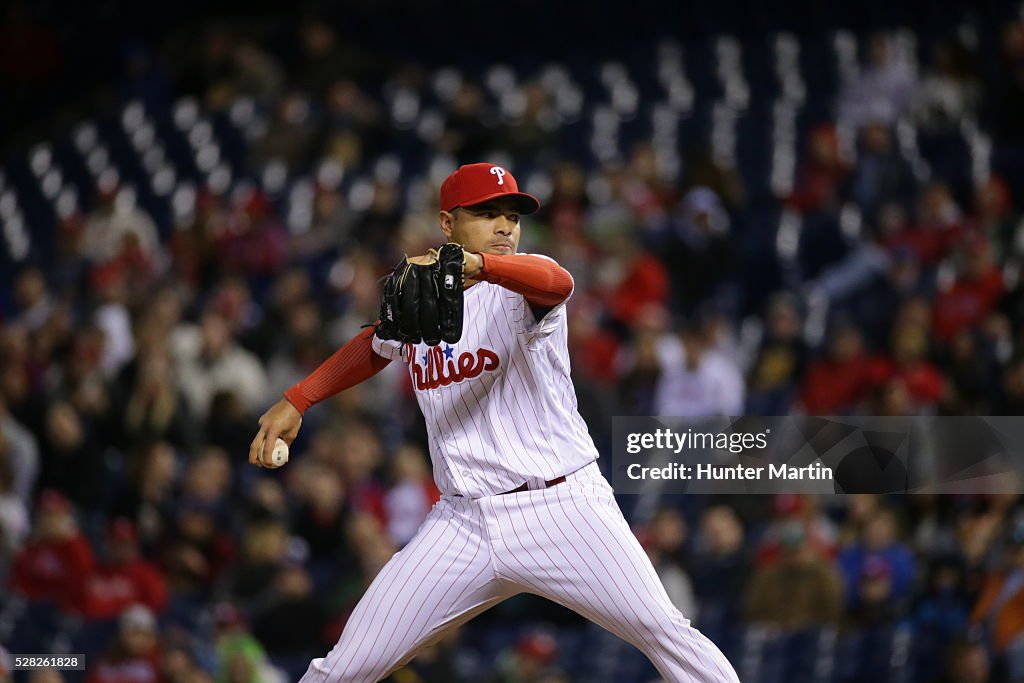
4;1;1024;682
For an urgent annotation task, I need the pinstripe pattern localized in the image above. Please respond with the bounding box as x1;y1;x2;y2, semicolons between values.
372;277;598;498
301;498;518;683
299;465;739;683
313;275;740;683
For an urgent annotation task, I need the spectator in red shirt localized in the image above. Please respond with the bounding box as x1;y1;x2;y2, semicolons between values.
566;294;620;386
85;604;162;683
785;123;849;215
800;322;878;415
71;519;168;621
605;238;670;327
10;490;93;606
872;322;946;411
933;237;1005;343
384;444;440;548
883;182;967;267
214;189;289;279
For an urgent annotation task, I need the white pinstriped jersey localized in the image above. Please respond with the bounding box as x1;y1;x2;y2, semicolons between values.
371;271;599;498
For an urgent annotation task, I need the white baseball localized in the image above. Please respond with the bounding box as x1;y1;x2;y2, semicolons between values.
263;437;289;468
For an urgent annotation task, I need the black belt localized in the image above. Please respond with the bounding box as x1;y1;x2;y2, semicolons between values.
454;475;567;498
500;475;566;495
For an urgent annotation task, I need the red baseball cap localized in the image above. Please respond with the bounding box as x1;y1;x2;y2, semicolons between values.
440;163;540;215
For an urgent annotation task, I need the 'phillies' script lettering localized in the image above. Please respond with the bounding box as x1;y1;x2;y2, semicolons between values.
412;347;500;390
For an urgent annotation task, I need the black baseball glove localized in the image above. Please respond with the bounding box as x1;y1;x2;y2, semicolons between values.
375;243;465;346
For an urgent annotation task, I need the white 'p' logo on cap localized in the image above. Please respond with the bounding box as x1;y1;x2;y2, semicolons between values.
490;166;506;185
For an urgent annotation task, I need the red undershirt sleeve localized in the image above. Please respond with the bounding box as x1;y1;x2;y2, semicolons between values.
283;325;391;415
475;253;574;307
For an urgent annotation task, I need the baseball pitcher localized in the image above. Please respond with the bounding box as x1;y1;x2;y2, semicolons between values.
250;163;739;683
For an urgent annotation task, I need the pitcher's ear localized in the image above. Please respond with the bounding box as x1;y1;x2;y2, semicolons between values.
439;210;455;239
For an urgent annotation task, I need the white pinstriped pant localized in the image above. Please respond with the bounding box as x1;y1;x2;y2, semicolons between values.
299;463;739;683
